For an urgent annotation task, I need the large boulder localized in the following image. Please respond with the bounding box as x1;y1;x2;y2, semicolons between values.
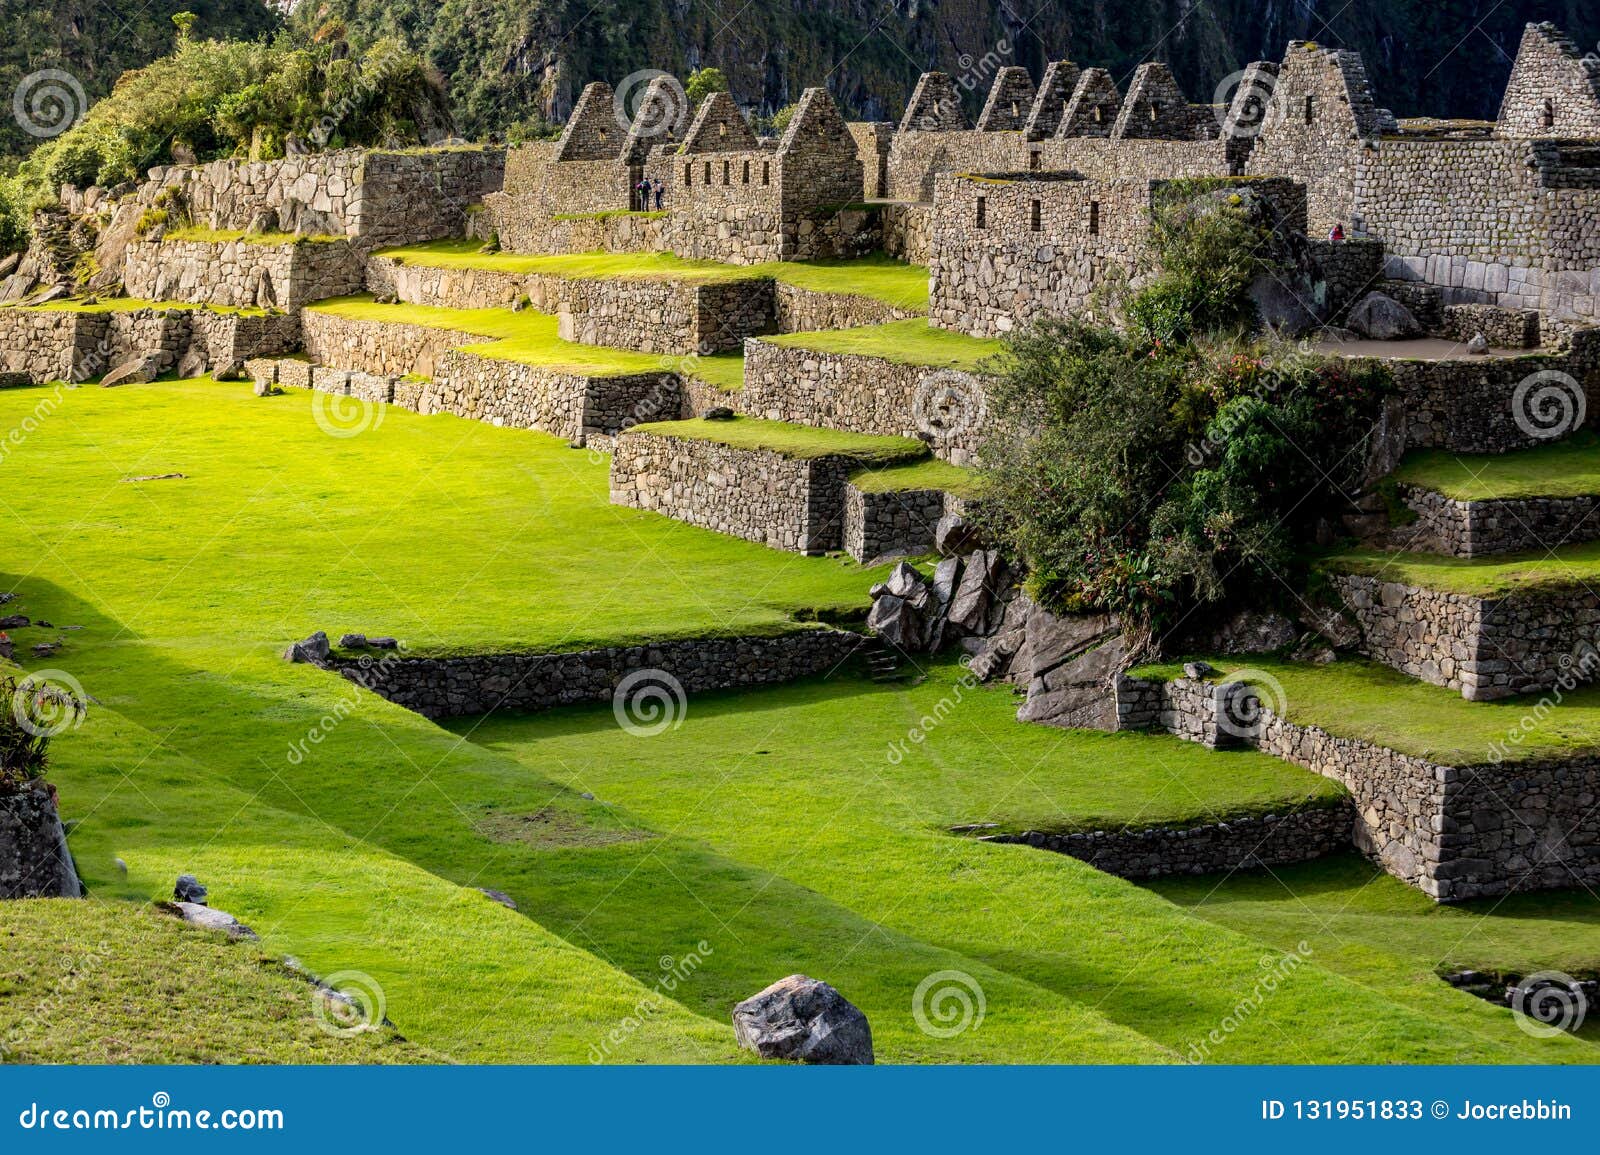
1348;293;1422;341
283;630;331;664
732;975;873;1065
100;355;163;389
0;786;83;899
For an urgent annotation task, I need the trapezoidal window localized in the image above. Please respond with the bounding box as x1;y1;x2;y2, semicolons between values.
1029;149;1042;171
1149;102;1161;123
1544;98;1557;129
1304;95;1315;124
742;159;750;184
1092;105;1104;124
704;160;712;184
1088;200;1100;235
975;196;987;228
762;161;770;185
1010;100;1020;118
684;163;692;185
1030;199;1041;231
723;159;731;184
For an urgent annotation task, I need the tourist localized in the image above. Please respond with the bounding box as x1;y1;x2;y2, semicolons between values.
1329;222;1346;241
636;177;652;211
653;182;665;210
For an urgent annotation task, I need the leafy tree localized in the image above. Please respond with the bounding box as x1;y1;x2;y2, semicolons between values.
977;191;1392;637
685;66;730;107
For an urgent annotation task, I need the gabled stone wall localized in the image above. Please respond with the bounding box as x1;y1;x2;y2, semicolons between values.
1496;22;1600;139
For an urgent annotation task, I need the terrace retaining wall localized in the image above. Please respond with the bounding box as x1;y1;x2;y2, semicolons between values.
772;283;922;334
424;351;680;438
979;804;1355;881
1399;484;1600;558
609;431;859;553
842;483;946;563
1330;572;1600;701
0;306;298;383
322;629;863;719
741;339;993;465
123;237;364;310
1115;673;1600;900
300;309;483;378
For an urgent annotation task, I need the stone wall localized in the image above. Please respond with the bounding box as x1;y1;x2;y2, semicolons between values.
301;309;482;378
0;305;297;383
1400;483;1600;558
741;339;995;465
124;237;364;310
1387;335;1600;453
1496;23;1600;139
481;204;666;256
928;171;1151;336
882;203;932;264
849;122;895;198
0;787;82;898
1330;572;1600;700
979;803;1354;881
145;147;504;247
842;483;945;563
610;430;861;553
1115;672;1600;900
321;629;863;719
426;351;680;438
1438;303;1542;348
772;283;921;334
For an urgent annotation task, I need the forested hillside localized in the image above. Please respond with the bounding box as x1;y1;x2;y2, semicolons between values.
0;0;280;165
294;0;1600;136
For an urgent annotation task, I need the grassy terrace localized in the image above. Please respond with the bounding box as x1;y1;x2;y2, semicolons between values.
1129;656;1600;765
6;379;1589;1062
766;317;1003;372
304;295;743;387
1324;542;1600;597
461;661;1593;1062
376;241;931;312
850;456;983;498
1392;432;1600;501
0;898;429;1063
629;416;928;464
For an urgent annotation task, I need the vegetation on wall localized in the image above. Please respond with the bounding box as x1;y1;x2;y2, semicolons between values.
977;192;1392;636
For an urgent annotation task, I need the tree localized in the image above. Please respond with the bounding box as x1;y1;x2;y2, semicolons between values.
685;67;730;108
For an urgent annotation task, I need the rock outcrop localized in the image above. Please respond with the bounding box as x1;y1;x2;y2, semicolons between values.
732;975;873;1065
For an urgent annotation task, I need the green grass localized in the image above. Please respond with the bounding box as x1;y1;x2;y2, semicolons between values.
1130;656;1600;765
305;295;692;379
0;898;429;1063
456;660;1593;1063
1392;432;1600;501
3;378;1594;1064
376;241;929;311
165;226;345;246
5;297;270;317
629;416;929;464
765;317;1002;371
850;456;984;498
1325;541;1600;597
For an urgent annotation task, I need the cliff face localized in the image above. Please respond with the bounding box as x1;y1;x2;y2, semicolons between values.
303;0;1600;135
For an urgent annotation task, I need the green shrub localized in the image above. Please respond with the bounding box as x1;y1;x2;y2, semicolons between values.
0;675;54;792
977;189;1392;635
